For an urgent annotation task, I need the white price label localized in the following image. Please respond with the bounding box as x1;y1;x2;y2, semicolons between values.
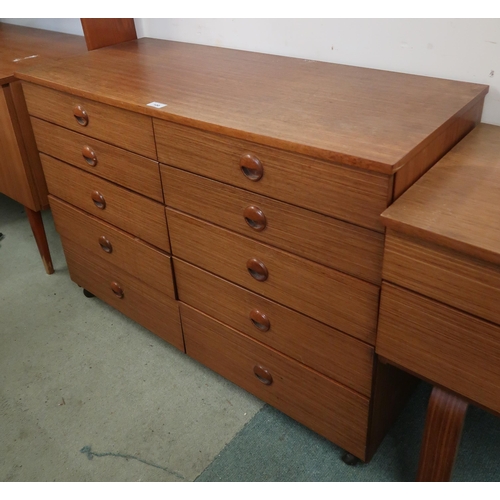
147;102;167;108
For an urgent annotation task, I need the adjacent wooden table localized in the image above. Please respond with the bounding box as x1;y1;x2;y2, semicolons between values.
378;123;500;481
0;23;87;273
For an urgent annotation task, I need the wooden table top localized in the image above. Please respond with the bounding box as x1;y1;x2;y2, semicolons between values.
381;123;500;265
14;37;488;174
0;23;87;85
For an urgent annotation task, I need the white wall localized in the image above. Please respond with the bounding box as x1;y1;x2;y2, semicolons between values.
2;18;499;125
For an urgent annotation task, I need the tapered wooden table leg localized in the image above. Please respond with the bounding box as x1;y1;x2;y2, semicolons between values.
417;386;468;482
24;207;54;275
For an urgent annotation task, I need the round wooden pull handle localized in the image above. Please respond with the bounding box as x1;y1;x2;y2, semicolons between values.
98;236;112;253
253;365;273;385
243;205;267;231
91;190;106;209
240;153;263;181
82;145;97;166
249;309;270;332
246;258;268;282
73;105;89;126
110;281;124;299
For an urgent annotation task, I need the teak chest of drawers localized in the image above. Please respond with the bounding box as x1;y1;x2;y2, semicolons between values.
15;37;488;463
377;124;500;480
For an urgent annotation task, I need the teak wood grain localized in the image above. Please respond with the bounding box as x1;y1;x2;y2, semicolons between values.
174;258;374;396
23;82;157;159
156;121;391;232
381;124;500;266
383;230;500;326
81;19;137;51
32;117;163;202
167;208;380;343
377;283;500;415
50;197;175;298
162;165;384;283
63;237;184;351
42;155;170;251
13;37;487;173
181;303;371;460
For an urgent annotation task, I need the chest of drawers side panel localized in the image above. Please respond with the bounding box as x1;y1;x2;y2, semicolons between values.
155;120;391;232
181;302;370;461
162;165;384;285
167;208;379;343
41;155;170;252
383;230;500;326
23;82;157;159
377;283;500;415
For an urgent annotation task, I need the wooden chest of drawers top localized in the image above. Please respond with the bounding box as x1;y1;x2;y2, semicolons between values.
15;37;487;174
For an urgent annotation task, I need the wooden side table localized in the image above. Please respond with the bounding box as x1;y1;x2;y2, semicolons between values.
377;123;500;481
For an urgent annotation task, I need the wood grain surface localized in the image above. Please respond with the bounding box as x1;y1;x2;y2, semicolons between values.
377;283;500;415
81;19;137;51
167;208;380;343
42;155;170;251
13;37;487;173
32;117;163;201
181;303;371;460
174;259;374;396
63;237;184;351
162;165;384;283
381;124;500;266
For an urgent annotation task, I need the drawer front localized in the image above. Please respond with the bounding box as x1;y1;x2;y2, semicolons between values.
181;303;370;460
155;120;391;232
383;230;500;327
51;197;175;298
63;238;184;351
42;155;170;251
167;209;379;343
377;283;500;415
23;82;156;159
32;117;163;201
174;259;374;396
162;166;384;284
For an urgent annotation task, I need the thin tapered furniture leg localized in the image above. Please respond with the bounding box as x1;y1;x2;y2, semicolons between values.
24;206;54;275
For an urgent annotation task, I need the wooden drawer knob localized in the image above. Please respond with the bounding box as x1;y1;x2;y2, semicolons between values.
98;236;113;253
110;281;124;299
91;190;106;209
244;205;267;231
73;105;89;127
82;145;97;166
240;153;263;181
247;258;268;282
249;309;270;332
253;365;273;385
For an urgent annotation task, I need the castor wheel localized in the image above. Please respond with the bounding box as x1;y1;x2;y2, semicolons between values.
83;289;95;298
342;452;359;466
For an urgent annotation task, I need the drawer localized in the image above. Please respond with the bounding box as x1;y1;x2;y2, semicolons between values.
42;155;170;251
50;197;175;298
174;259;374;396
63;238;184;351
23;82;156;159
377;283;500;415
162;166;384;284
155;120;391;232
32;118;162;201
167;209;380;344
181;303;370;460
383;230;500;327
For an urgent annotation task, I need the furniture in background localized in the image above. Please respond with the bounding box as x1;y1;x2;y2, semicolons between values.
0;23;87;273
14;37;488;463
377;123;500;481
